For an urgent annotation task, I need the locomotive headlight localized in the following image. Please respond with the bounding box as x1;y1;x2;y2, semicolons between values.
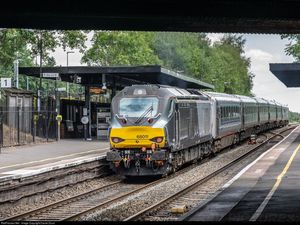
111;137;125;143
150;136;164;143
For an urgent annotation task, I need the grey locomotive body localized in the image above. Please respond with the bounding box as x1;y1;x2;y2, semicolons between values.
106;85;289;177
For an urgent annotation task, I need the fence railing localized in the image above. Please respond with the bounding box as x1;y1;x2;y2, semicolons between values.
0;107;57;148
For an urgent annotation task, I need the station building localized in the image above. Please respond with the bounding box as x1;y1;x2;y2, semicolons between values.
19;65;214;141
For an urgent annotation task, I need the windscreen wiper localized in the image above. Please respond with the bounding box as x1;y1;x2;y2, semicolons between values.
134;105;153;124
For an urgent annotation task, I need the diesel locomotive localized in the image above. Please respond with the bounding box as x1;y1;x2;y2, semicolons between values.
106;85;289;177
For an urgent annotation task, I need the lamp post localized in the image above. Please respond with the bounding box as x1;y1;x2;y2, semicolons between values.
66;51;75;100
38;30;43;113
13;58;19;89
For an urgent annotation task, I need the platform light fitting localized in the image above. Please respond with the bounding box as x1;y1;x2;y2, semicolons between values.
102;82;107;90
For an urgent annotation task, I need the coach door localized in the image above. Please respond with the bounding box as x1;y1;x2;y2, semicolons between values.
174;102;180;147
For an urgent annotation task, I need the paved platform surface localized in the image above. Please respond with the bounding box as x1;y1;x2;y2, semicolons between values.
0;139;109;180
183;125;300;222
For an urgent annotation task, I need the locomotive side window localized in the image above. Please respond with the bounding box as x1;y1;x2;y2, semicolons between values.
168;100;175;118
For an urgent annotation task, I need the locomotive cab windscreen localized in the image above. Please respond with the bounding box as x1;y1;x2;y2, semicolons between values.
109;86;171;150
118;97;159;125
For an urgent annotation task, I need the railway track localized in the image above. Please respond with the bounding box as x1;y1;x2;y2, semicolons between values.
2;126;295;222
3;160;201;221
124;125;296;221
3;178;160;221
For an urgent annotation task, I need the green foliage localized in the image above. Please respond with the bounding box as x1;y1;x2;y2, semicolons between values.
289;111;300;123
82;31;253;95
0;28;88;98
281;34;300;61
0;28;88;70
152;32;210;78
81;31;161;66
152;33;253;95
1;29;254;99
207;35;253;95
0;29;34;76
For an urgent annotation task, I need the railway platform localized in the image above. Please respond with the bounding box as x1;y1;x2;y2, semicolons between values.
181;125;300;222
0;139;109;182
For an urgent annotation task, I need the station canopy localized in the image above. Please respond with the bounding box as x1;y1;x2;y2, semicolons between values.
19;65;214;90
270;63;300;87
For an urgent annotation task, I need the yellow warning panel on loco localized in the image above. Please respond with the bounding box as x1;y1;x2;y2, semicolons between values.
110;126;165;148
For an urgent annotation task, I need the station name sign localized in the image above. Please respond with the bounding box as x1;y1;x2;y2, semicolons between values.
42;73;59;78
90;87;105;94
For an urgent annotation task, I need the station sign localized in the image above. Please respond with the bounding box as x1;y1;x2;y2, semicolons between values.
83;108;88;116
81;116;89;124
42;73;59;78
56;114;63;126
89;87;105;94
0;78;12;88
56;87;66;92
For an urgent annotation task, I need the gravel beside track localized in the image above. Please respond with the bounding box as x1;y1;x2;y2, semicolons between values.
81;126;295;221
0;175;121;220
1;125;295;222
126;126;295;221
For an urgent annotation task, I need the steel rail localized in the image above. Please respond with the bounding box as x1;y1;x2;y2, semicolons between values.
2;151;211;221
3;179;122;221
124;125;296;221
64;171;190;221
3;125;295;222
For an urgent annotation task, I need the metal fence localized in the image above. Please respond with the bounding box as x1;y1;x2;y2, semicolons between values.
0;107;57;148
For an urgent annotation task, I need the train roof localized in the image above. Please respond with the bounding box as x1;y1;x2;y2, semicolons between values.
252;97;269;104
203;91;241;103
234;94;257;103
121;85;288;108
128;84;201;99
267;99;279;106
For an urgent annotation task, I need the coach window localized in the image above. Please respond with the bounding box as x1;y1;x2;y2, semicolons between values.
221;107;224;119
230;106;233;120
226;107;229;122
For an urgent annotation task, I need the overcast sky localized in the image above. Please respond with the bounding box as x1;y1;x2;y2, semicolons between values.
51;32;300;113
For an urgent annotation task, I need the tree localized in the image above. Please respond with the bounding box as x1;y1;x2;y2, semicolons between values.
289;111;300;123
281;34;300;61
152;33;253;95
152;32;211;79
21;29;88;66
0;29;33;73
205;34;253;95
81;31;161;66
0;28;88;95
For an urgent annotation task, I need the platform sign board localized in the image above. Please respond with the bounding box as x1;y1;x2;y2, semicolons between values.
56;87;66;92
42;73;59;78
1;78;12;88
56;114;63;126
83;108;88;116
90;87;106;94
